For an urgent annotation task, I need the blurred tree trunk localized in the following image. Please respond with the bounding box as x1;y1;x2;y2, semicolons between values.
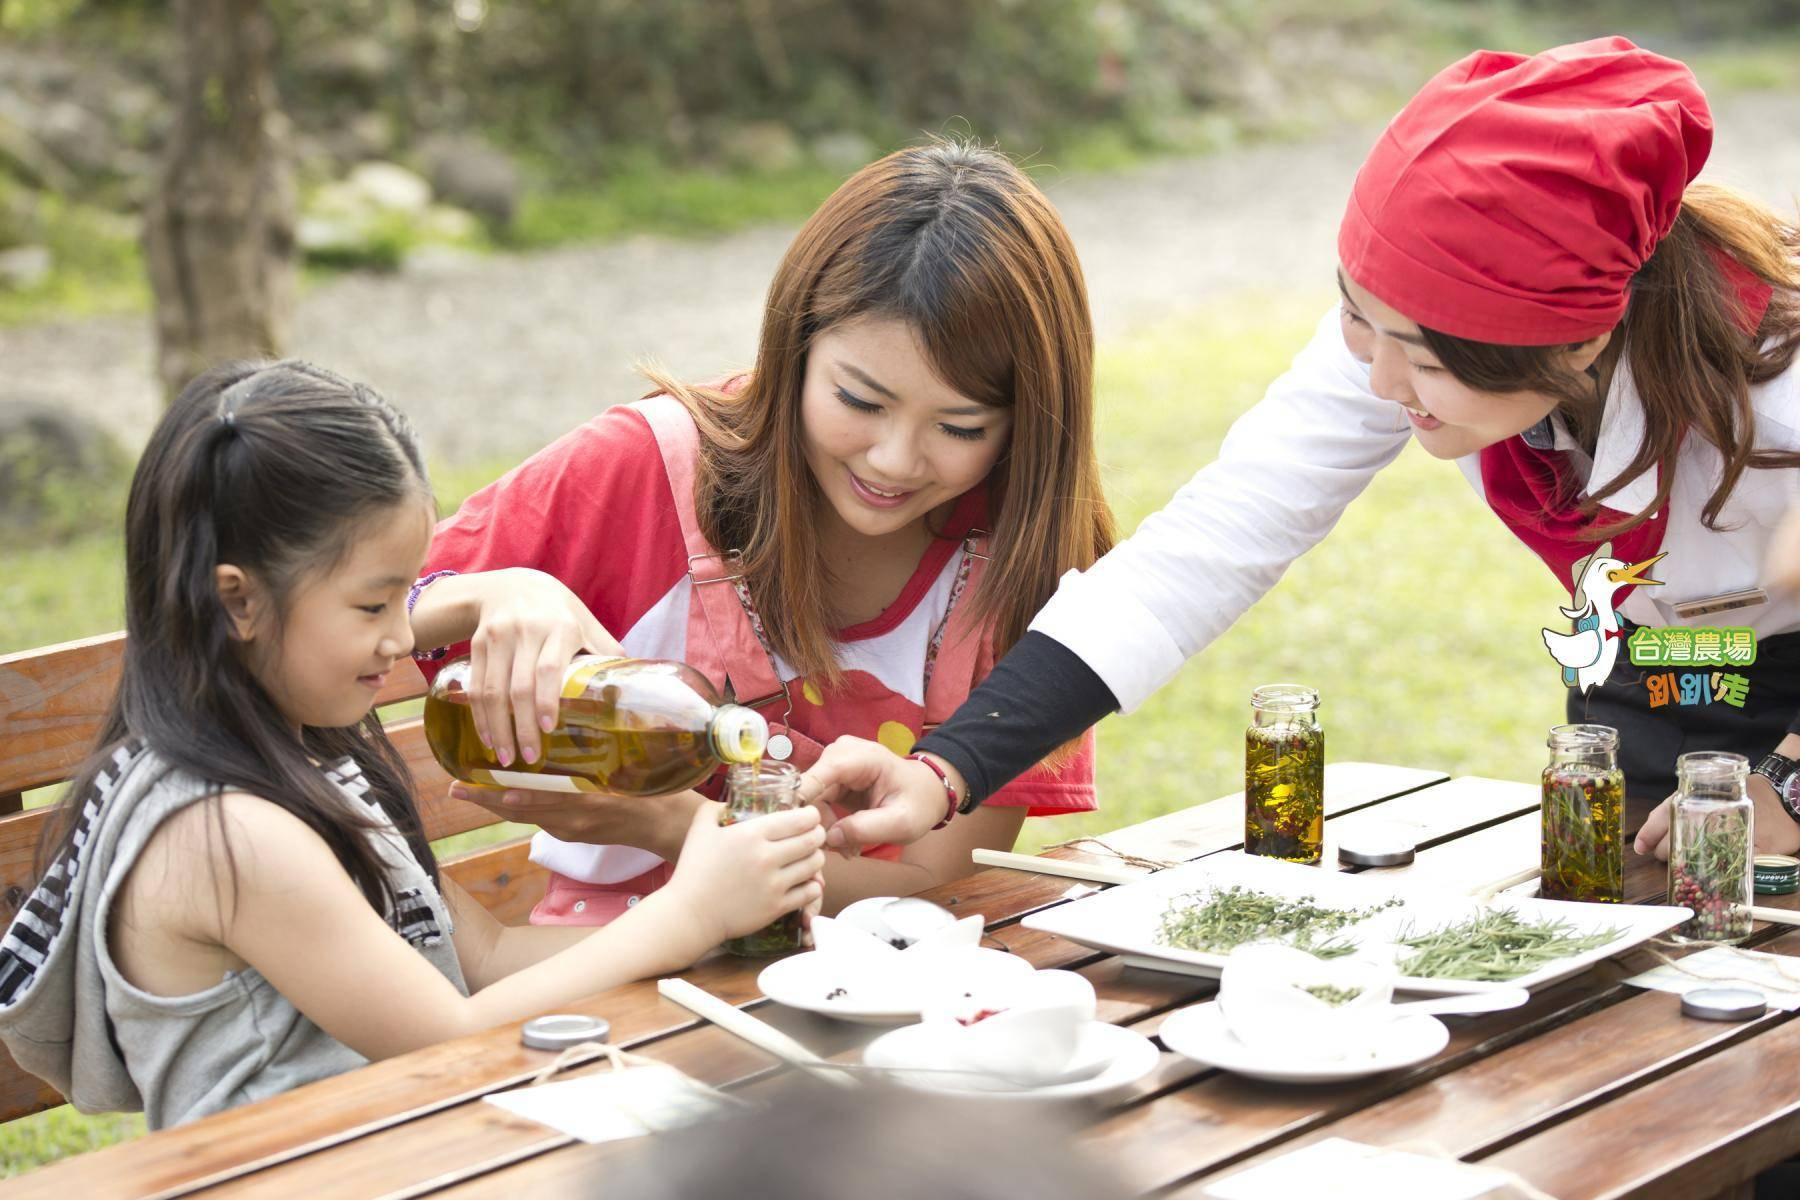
143;0;296;403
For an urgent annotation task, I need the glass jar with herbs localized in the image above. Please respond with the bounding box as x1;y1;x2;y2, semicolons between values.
720;760;807;957
1245;684;1324;865
1669;751;1754;944
1540;724;1624;904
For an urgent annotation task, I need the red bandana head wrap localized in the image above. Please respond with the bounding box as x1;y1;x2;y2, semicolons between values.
1338;36;1712;346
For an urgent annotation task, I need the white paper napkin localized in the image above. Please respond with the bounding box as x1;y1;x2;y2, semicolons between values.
1625;945;1800;1009
484;1065;744;1144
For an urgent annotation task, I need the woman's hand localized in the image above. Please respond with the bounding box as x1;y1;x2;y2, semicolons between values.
1636;776;1800;861
464;568;623;769
448;783;703;858
798;736;961;853
663;803;826;946
1633;792;1676;861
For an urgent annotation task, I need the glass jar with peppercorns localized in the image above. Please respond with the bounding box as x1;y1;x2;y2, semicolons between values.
1669;751;1753;944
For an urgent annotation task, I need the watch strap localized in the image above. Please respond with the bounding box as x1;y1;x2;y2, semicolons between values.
1754;752;1800;823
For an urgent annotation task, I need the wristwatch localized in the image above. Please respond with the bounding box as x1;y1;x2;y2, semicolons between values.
1752;751;1800;823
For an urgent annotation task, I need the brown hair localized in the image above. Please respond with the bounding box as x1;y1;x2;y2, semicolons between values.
646;139;1115;680
1421;183;1800;537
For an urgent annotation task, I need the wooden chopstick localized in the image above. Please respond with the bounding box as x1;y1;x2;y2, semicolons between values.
1469;866;1541;900
1751;905;1800;928
657;978;857;1088
970;848;1146;886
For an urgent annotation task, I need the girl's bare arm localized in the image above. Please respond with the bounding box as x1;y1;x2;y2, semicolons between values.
207;793;821;1060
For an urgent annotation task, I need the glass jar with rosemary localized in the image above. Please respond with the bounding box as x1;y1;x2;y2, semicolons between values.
1669;751;1753;944
1540;724;1624;904
1245;684;1325;865
719;761;806;957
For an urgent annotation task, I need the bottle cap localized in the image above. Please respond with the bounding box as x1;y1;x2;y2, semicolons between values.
713;706;770;765
1754;855;1800;896
520;1014;611;1050
1679;986;1766;1022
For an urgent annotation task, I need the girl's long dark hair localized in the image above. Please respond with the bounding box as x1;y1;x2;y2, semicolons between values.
38;360;439;915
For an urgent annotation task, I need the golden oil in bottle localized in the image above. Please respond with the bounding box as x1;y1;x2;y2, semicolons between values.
1540;724;1625;904
1245;684;1324;865
424;655;767;797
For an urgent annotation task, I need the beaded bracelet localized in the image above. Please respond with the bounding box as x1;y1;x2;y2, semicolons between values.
905;753;961;831
407;570;459;662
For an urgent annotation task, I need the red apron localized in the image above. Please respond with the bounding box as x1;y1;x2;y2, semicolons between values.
532;393;991;924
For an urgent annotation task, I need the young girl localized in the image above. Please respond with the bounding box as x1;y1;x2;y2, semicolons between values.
408;138;1115;923
0;362;823;1129
805;38;1800;864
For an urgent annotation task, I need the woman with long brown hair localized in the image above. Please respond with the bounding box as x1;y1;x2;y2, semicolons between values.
804;38;1800;868
407;138;1115;922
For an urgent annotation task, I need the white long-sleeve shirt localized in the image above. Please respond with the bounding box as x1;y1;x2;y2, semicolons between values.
1031;307;1800;711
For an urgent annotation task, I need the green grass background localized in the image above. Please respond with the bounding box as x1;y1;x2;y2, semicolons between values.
0;290;1570;1172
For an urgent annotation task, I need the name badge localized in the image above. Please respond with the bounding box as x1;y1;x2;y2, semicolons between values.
1671;588;1769;619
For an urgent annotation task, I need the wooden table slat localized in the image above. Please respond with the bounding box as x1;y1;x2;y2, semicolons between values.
1479;995;1800;1200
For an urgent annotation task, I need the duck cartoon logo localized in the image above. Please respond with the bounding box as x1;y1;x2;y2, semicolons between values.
1540;542;1666;692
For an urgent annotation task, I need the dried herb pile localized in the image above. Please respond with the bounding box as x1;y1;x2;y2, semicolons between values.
1155;886;1398;959
1300;983;1364;1006
1396;909;1624;982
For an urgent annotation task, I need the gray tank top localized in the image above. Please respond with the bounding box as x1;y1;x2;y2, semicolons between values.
94;754;467;1129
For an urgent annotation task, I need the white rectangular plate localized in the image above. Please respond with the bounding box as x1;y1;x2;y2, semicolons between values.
1021;852;1689;996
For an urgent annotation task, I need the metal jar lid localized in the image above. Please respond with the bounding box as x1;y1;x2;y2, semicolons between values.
521;1014;611;1051
1337;825;1418;868
1680;986;1767;1022
1754;854;1800;896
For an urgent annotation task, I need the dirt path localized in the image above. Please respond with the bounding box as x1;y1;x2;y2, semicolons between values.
7;91;1799;466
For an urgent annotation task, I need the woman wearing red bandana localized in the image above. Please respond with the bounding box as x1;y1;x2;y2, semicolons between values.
805;37;1800;866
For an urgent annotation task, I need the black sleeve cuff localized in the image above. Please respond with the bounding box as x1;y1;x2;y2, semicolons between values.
916;631;1119;807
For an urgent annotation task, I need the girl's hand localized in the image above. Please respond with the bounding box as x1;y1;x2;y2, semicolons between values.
448;783;701;859
664;803;826;947
467;568;623;769
798;736;959;853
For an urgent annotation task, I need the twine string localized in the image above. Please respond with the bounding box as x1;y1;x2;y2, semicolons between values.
1044;836;1180;872
528;1040;664;1087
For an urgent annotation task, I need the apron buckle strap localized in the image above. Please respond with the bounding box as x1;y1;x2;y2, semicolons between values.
689;548;746;584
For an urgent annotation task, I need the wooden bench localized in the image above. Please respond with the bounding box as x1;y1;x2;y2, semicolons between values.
0;631;549;1124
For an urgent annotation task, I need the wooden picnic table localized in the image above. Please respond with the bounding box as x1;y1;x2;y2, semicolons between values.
4;761;1795;1200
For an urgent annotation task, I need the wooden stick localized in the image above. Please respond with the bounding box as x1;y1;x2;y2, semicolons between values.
1470;866;1541;900
1751;905;1800;928
656;978;857;1088
970;848;1146;886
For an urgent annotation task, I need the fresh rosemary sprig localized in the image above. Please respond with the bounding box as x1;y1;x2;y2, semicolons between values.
1155;885;1398;959
1396;909;1624;982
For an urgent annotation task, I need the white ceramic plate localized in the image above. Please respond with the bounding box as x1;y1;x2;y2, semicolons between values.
758;947;1036;1025
1020;851;1690;997
861;1020;1161;1102
1159;1000;1449;1083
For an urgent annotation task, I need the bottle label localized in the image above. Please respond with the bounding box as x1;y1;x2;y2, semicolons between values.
470;769;598;794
